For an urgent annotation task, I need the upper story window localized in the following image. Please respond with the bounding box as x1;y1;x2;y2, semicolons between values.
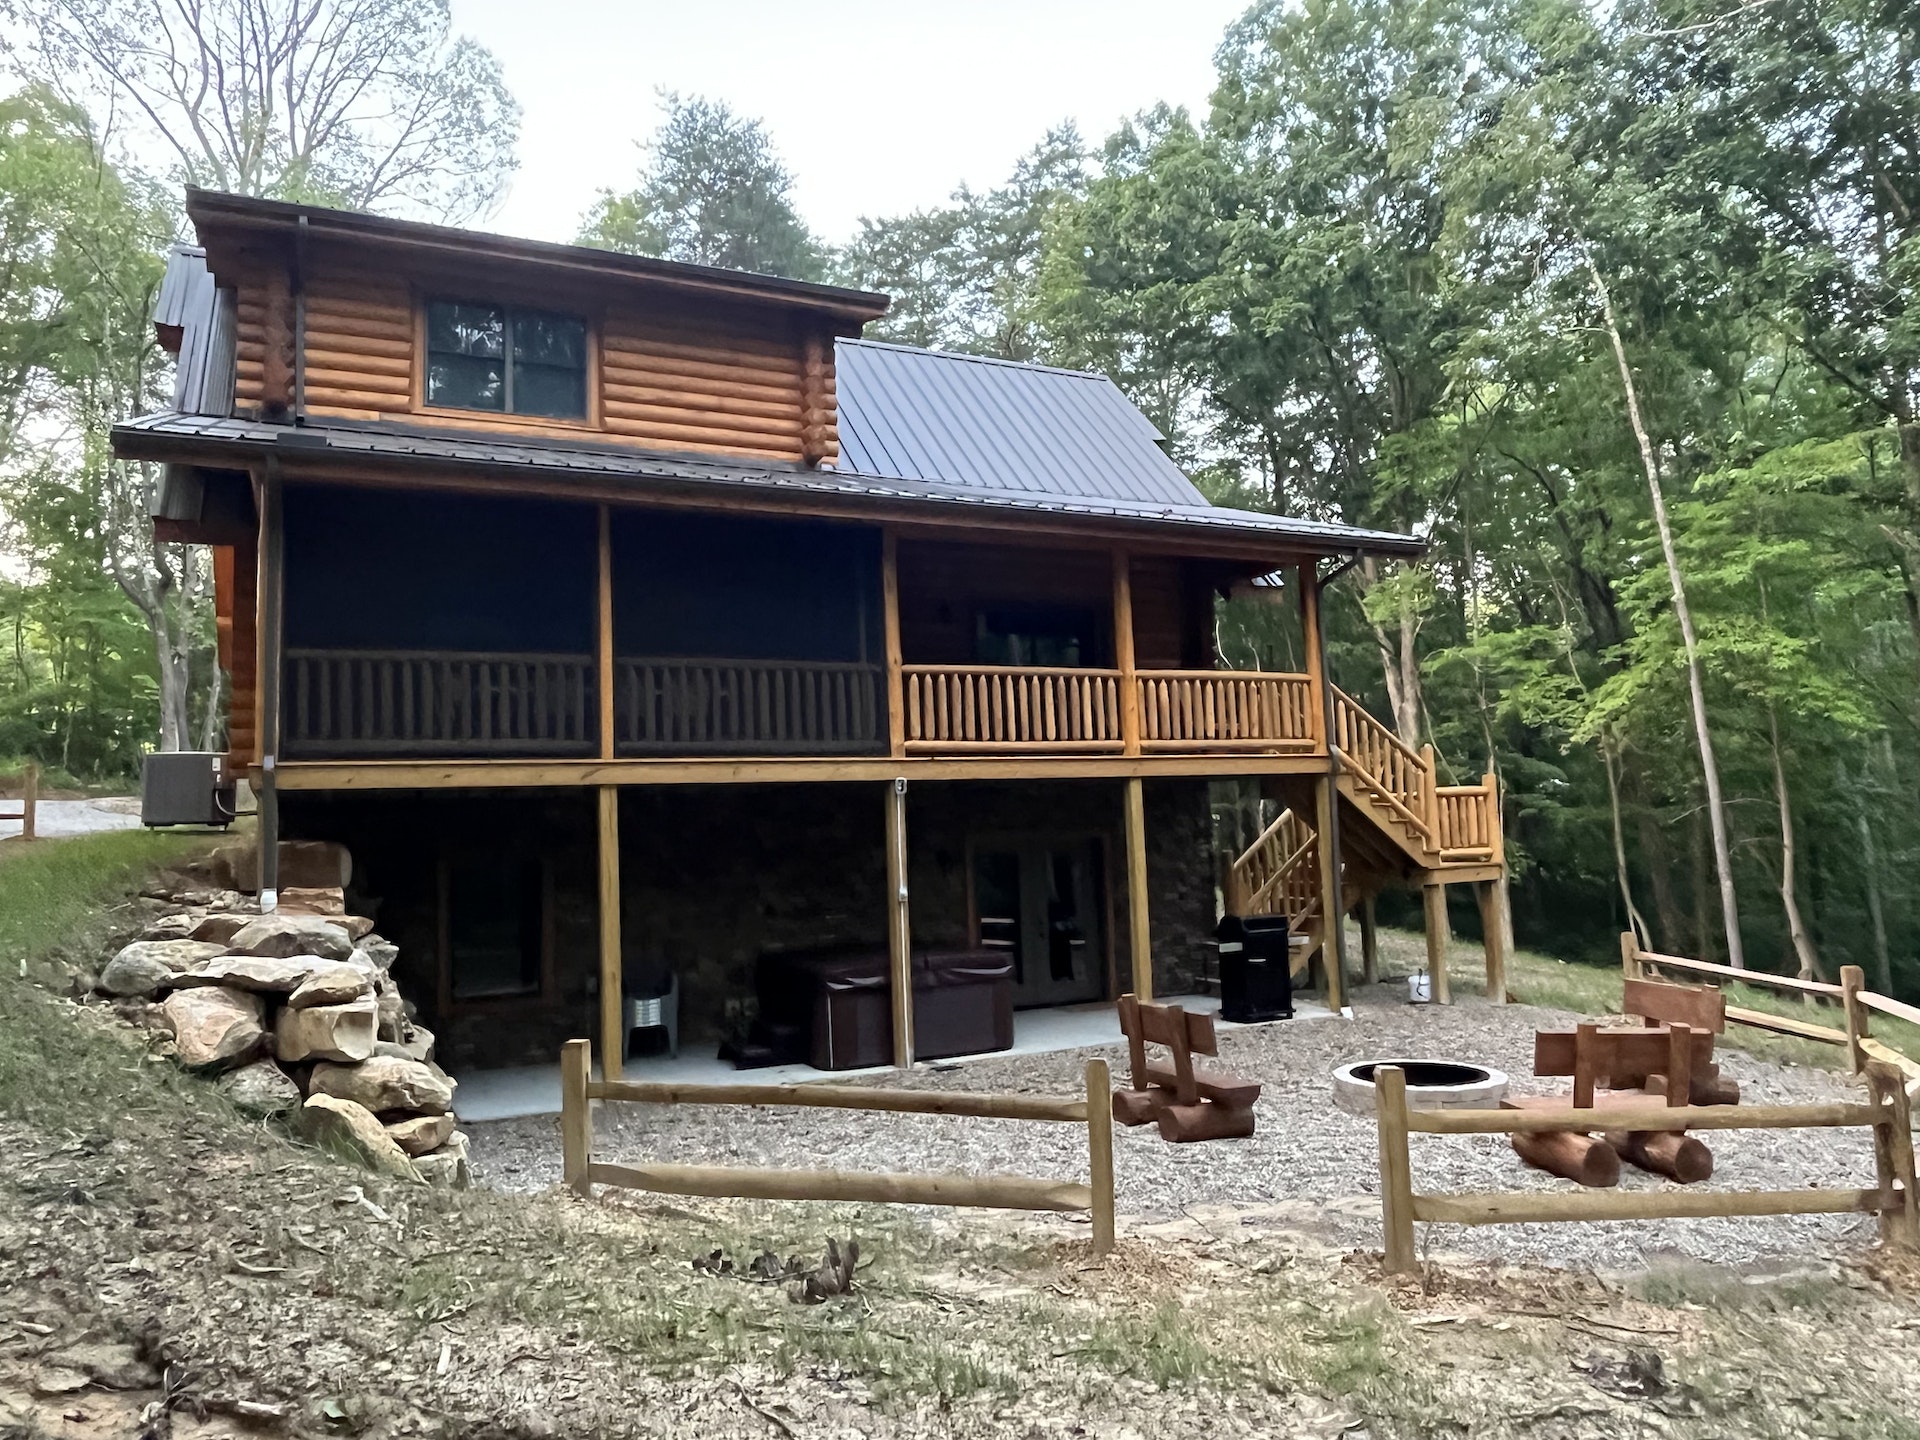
425;301;588;419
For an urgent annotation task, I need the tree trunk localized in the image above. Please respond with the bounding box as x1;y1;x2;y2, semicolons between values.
1849;756;1894;994
1602;733;1651;947
1767;704;1823;983
1360;556;1423;746
1589;255;1745;968
198;665;226;753
1689;796;1716;963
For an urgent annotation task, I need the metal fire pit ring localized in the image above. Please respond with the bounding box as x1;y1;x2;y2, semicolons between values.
1332;1059;1508;1117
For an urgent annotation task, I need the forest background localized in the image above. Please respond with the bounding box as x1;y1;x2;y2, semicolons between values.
1;0;1914;991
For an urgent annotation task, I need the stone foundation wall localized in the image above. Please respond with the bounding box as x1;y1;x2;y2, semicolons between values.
283;777;1220;1069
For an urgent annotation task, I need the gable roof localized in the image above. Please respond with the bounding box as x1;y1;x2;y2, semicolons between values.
834;339;1207;508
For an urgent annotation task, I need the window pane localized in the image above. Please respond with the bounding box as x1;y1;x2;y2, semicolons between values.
427;301;504;358
427;354;505;410
512;311;585;368
514;362;586;419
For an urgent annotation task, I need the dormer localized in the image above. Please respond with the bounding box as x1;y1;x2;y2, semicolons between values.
184;189;889;467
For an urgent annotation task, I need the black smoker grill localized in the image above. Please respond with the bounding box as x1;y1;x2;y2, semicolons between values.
1215;913;1294;1023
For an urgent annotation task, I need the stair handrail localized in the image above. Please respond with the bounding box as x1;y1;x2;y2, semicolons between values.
1245;835;1319;917
1329;686;1435;846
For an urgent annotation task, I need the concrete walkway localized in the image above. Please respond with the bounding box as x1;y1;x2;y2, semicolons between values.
0;796;144;842
453;992;1337;1121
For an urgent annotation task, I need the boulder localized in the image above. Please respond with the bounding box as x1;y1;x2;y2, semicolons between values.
384;1113;456;1156
140;913;202;943
216;1058;304;1117
47;1343;158;1391
98;940;229;998
413;1131;470;1189
212;839;351;895
278;885;345;916
340;915;376;941
227;914;354;962
376;992;407;1042
172;955;333;994
287;964;372;1009
374;1025;436;1065
359;937;400;972
158;987;267;1071
189;912;254;945
274;995;378;1064
299;1095;419;1181
308;1054;454;1115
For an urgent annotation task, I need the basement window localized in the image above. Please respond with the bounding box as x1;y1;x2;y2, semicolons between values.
441;856;550;1003
425;301;587;419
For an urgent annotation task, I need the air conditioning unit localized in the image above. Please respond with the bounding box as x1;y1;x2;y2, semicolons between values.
141;752;236;828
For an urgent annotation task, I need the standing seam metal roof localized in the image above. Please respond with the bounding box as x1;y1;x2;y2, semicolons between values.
833;339;1209;508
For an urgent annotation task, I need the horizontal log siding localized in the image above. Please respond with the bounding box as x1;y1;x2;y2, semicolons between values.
300;268;413;419
600;309;820;462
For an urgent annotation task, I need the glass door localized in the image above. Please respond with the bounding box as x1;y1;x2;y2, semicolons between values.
972;838;1106;1007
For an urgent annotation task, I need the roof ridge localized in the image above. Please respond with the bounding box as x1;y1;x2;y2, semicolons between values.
836;336;1107;382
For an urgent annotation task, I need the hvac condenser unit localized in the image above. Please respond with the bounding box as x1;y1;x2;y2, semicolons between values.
141;751;236;828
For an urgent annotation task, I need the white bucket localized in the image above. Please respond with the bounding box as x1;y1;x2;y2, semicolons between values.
1407;971;1432;1004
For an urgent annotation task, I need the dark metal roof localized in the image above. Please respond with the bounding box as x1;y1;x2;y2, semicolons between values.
153;245;234;416
111;411;1426;557
835;339;1208;508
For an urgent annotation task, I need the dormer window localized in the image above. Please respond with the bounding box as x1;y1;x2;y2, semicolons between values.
425;300;587;419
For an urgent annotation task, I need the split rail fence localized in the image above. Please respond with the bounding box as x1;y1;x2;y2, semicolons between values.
559;1039;1117;1254
1374;1062;1918;1273
0;763;37;841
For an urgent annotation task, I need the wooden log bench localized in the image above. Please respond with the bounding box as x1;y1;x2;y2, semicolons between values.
1621;976;1739;1105
1519;1022;1720;1185
1112;994;1261;1142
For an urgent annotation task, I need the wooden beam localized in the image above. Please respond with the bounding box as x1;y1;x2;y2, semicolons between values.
1413;1186;1888;1226
1422;882;1450;1004
256;467;285;907
1113;550;1140;756
1841;965;1870;1074
597;504;615;759
885;778;913;1067
597;786;623;1082
1359;894;1379;985
1313;775;1343;1010
1724;1004;1848;1045
1085;1058;1116;1257
561;1037;592;1195
1376;1066;1417;1273
1123;776;1152;1001
1477;879;1507;1005
272;751;1342;790
1410;1100;1881;1135
1299;564;1323;746
590;1077;1085;1121
882;528;905;758
586;1160;1094;1213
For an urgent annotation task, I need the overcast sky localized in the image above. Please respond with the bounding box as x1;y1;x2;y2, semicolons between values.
449;0;1252;245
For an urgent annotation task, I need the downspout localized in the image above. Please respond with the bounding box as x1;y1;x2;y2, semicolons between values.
1316;550;1363;1010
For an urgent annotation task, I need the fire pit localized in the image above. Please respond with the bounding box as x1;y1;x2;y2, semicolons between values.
1332;1059;1508;1117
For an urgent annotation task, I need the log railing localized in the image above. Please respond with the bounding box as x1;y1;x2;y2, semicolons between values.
1435;781;1499;859
284;648;595;756
616;656;884;755
1136;670;1315;751
902;664;1125;752
1226;808;1320;923
1330;687;1434;845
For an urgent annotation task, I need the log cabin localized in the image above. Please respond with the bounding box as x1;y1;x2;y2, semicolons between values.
119;189;1507;1077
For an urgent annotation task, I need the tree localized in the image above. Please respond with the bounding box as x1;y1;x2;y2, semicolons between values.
578;94;826;281
13;0;519;220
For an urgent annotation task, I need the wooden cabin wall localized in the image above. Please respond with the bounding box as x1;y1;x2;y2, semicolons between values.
225;254;839;466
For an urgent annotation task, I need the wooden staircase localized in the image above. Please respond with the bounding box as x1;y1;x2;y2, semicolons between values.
1225;686;1503;978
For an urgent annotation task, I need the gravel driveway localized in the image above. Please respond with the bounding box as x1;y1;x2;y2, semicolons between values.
0;796;143;841
468;985;1879;1273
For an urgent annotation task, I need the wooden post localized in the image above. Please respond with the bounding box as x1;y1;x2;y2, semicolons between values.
1869;1061;1920;1251
597;787;623;1082
1123;777;1152;1001
882;529;905;759
256;466;284;910
597;504;615;759
1376;1065;1417;1274
1420;742;1438;839
1299;564;1324;747
1313;775;1343;1010
1620;930;1642;983
19;762;35;842
561;1038;592;1196
1422;883;1450;1004
1085;1056;1116;1256
886;778;914;1067
1113;550;1140;756
1359;894;1379;985
1477;879;1507;1005
1841;964;1870;1075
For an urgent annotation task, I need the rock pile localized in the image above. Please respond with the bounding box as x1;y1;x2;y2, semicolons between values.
98;884;469;1187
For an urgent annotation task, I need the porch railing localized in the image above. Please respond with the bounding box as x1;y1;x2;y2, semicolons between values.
1435;781;1500;859
616;656;884;754
902;664;1125;752
1136;670;1315;751
284;648;596;755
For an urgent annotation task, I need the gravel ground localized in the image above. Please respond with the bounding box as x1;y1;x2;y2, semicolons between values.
467;984;1879;1273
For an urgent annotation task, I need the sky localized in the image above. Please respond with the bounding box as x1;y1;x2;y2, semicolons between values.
449;0;1253;246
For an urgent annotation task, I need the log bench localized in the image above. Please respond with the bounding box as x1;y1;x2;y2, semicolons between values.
1517;1022;1720;1185
1112;994;1261;1142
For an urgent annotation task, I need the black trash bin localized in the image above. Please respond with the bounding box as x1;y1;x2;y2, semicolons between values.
1215;913;1294;1023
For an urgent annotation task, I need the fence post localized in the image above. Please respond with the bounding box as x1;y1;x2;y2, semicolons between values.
1868;1061;1919;1252
21;762;36;842
562;1038;593;1197
1376;1065;1417;1274
1841;965;1870;1075
1085;1057;1116;1257
1620;931;1640;984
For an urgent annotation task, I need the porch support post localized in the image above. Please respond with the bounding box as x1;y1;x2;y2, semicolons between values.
1422;882;1451;1004
885;777;914;1067
256;463;285;911
1312;774;1344;1011
1299;564;1324;747
597;504;615;760
1113;550;1140;756
1123;776;1152;1000
882;528;905;759
1359;893;1379;985
597;786;623;1080
1477;879;1508;1004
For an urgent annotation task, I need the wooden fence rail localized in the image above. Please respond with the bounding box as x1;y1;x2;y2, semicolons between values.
902;664;1125;752
1135;670;1315;751
1375;1062;1918;1273
559;1039;1116;1253
0;762;37;841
